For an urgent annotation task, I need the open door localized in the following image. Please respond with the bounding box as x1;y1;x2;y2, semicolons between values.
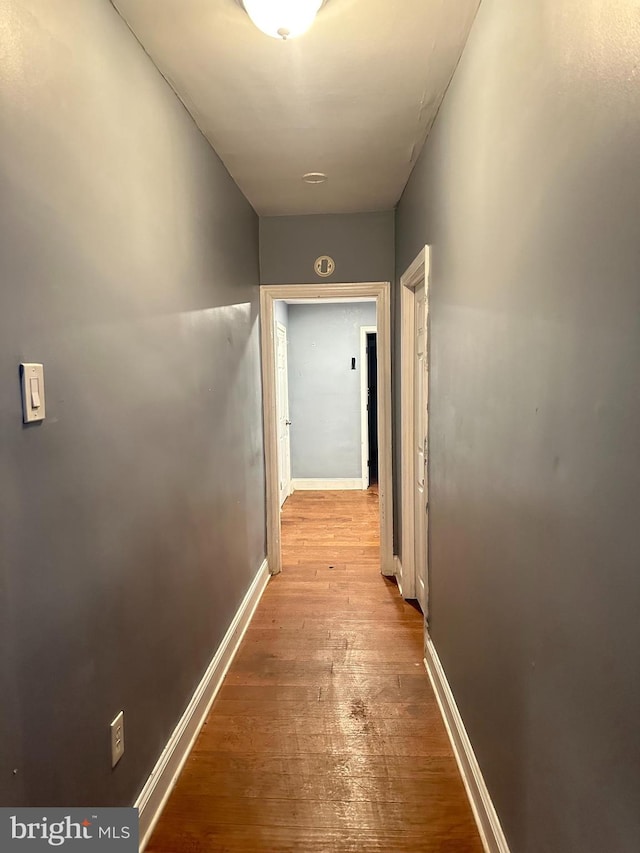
398;245;430;609
276;322;291;507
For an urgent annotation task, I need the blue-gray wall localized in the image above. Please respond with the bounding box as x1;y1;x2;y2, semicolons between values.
288;303;376;480
260;212;394;285
396;1;640;850
0;0;264;807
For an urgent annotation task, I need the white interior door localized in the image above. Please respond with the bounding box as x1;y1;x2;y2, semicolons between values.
276;323;291;507
414;283;428;612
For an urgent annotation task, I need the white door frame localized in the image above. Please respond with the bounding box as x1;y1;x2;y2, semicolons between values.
360;325;377;490
260;282;393;577
399;247;431;609
275;321;291;506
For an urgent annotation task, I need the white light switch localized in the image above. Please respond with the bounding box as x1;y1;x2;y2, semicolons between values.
30;377;41;409
20;363;46;423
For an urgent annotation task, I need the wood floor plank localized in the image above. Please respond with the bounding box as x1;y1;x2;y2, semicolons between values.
157;795;477;832
163;768;462;804
146;490;482;853
148;825;480;853
197;715;446;743
210;699;438;721
182;751;464;780
232;650;425;669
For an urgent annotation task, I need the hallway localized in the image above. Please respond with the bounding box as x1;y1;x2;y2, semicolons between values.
147;491;482;852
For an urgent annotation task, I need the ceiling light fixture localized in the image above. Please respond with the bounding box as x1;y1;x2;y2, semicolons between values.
303;172;327;184
242;0;324;40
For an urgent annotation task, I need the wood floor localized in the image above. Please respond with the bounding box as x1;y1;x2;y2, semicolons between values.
147;490;483;852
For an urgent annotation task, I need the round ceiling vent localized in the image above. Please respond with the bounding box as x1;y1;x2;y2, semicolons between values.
303;172;327;184
314;255;335;277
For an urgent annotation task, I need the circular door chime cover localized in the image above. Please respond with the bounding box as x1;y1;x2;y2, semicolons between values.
314;255;335;277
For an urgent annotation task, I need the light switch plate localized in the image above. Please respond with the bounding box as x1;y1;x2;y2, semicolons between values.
20;363;45;423
110;711;125;768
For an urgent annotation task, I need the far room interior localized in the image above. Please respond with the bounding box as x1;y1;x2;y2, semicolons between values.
273;296;388;580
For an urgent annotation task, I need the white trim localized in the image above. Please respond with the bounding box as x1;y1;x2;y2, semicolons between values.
291;478;363;491
260;283;394;577
275;322;291;506
360;325;377;490
283;296;375;304
399;246;430;608
134;558;270;852
260;286;281;573
424;638;511;853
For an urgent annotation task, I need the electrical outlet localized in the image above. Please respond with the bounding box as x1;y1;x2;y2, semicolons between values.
110;711;125;768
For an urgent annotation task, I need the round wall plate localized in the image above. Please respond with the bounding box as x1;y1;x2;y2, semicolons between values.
314;255;335;277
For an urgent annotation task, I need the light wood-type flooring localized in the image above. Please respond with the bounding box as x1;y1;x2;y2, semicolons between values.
147;490;483;852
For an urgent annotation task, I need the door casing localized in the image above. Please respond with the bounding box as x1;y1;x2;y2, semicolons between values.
399;246;431;616
275;321;291;506
413;282;428;612
260;283;393;576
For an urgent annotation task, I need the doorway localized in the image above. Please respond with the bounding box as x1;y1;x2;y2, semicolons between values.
399;246;431;616
260;282;393;577
360;326;378;489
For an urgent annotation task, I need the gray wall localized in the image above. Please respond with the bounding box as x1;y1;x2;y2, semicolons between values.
260;212;395;284
396;1;640;850
288;303;376;480
0;0;264;808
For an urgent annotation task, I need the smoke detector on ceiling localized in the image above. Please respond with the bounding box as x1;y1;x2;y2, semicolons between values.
241;1;327;40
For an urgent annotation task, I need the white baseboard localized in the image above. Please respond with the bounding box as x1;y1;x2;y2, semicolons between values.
291;478;363;491
134;558;270;851
424;637;510;853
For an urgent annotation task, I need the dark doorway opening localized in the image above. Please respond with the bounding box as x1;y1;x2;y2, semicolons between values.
366;332;378;486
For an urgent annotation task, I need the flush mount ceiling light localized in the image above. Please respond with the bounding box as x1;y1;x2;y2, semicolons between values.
303;172;327;184
242;0;325;40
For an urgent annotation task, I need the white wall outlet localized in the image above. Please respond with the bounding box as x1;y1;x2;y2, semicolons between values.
20;363;46;423
110;711;125;768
